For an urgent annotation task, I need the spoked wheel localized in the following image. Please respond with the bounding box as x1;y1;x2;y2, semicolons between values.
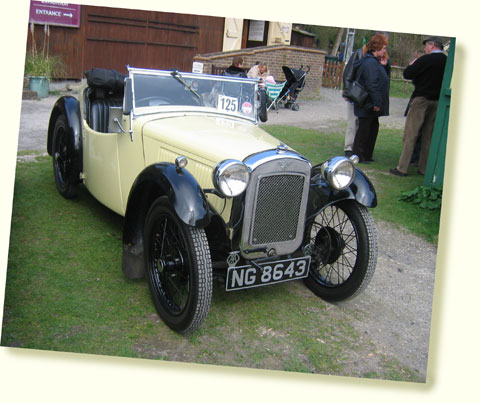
303;200;377;301
52;115;78;198
144;197;212;333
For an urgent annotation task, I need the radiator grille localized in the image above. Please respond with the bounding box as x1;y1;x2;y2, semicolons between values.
251;174;305;245
240;151;311;259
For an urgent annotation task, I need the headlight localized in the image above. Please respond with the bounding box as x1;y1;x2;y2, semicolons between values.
213;160;250;197
321;157;355;190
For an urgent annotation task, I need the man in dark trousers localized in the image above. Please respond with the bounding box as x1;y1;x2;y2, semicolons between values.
390;36;447;176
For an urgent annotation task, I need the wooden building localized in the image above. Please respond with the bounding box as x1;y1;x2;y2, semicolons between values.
27;4;225;79
26;3;320;82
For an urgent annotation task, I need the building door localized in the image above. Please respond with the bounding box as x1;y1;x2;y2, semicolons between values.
223;18;244;51
83;7;199;73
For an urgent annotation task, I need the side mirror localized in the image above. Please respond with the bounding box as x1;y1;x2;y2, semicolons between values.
258;87;268;122
123;77;133;115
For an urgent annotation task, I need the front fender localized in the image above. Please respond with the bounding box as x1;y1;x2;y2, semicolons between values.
307;168;377;219
122;163;211;279
47;96;82;160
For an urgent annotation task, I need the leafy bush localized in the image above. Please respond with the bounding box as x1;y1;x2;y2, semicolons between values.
25;22;66;78
398;186;442;210
24;53;66;78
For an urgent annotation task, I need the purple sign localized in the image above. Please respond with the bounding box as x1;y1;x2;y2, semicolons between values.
29;1;81;28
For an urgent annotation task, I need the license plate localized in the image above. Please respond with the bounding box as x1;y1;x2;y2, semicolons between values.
226;256;311;291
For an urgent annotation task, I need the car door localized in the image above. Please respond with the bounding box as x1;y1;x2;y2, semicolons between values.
82;123;125;215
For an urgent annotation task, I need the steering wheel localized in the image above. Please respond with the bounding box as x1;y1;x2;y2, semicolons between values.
136;96;173;107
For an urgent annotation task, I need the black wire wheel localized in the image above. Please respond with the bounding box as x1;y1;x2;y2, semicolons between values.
144;197;212;333
52;115;78;198
303;200;377;302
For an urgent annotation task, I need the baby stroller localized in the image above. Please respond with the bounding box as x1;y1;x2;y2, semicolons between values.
265;81;287;112
279;65;310;111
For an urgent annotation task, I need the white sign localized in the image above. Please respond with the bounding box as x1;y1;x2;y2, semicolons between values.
248;20;265;42
217;95;239;114
192;62;203;74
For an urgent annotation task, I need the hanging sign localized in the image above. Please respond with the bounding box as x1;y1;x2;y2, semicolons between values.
29;1;81;28
248;20;265;42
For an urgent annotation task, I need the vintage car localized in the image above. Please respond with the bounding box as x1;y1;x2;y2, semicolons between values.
47;66;378;333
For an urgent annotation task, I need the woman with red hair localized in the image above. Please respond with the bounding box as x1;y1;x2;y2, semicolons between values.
351;34;390;163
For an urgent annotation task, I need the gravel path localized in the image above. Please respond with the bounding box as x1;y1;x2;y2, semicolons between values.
15;85;437;381
263;88;436;379
263;86;409;131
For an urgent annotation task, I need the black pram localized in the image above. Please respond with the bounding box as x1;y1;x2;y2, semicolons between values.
279;65;310;111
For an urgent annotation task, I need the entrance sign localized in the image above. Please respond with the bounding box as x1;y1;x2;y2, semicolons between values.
29;1;81;28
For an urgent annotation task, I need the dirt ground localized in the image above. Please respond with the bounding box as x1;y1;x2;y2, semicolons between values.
264;90;436;379
14;85;437;381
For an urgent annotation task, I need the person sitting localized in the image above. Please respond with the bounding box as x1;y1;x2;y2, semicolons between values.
247;62;269;80
223;56;248;78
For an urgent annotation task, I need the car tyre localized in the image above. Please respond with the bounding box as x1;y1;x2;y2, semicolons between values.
52;115;78;198
144;197;212;333
303;200;377;301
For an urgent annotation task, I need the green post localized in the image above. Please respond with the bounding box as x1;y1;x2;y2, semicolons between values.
423;37;455;187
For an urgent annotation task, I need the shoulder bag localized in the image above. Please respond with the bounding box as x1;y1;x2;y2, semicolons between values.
345;60;369;107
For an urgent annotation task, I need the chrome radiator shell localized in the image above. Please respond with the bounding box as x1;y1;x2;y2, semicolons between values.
240;149;311;259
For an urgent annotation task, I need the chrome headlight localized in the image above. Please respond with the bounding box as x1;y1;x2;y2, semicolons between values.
213;160;250;197
321;157;356;190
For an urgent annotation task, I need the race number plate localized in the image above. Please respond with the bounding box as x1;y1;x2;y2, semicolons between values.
226;256;311;291
217;95;239;113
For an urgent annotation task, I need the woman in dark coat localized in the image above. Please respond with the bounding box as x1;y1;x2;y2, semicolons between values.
352;34;390;162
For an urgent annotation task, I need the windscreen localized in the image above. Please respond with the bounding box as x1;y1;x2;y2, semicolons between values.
131;70;258;121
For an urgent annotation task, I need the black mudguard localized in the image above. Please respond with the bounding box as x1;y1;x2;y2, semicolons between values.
122;163;211;279
307;168;377;220
47;96;83;177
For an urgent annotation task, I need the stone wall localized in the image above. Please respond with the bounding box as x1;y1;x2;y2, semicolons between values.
193;45;327;97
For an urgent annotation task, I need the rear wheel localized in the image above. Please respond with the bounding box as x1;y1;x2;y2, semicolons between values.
303;200;377;301
144;197;212;333
52;115;78;198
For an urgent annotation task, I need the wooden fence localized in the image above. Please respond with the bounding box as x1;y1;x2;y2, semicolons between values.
390;65;407;81
322;61;409;90
322;60;344;89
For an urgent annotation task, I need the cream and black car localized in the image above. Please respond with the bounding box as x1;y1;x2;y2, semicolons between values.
47;66;378;333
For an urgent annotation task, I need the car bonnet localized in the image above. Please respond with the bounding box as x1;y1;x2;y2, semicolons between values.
140;114;283;165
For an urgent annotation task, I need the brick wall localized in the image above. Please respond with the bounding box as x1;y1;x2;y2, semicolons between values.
193;45;327;97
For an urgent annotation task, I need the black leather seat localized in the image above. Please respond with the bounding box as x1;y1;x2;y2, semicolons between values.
90;98;122;133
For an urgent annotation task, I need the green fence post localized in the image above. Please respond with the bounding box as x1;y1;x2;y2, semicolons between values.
424;37;456;187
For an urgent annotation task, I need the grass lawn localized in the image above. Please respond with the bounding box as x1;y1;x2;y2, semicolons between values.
264;125;441;244
1;123;438;382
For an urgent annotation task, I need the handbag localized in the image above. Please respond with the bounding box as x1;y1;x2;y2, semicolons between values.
346;80;369;107
345;58;369;107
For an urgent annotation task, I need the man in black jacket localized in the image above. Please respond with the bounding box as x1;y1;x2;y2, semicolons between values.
390;36;447;176
223;56;248;78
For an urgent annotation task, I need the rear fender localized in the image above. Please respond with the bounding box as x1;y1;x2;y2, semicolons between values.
47;96;83;175
122;163;210;279
307;168;377;219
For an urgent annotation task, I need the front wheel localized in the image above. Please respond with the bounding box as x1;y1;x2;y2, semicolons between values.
52;115;78;198
144;197;213;333
303;200;377;301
